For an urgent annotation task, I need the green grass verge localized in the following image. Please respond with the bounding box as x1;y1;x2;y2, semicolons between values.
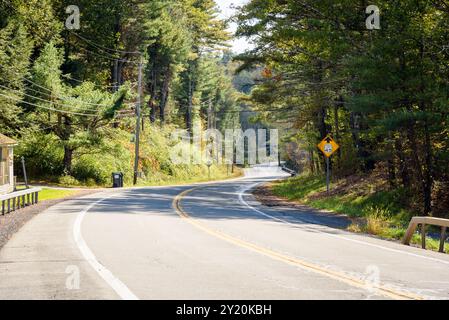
38;188;81;202
32;166;243;188
134;166;243;187
271;175;448;254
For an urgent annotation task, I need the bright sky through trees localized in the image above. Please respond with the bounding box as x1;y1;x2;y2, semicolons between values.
217;0;252;53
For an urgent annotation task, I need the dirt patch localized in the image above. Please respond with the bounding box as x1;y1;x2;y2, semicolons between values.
309;169;390;201
253;182;332;211
0;190;96;250
253;182;364;226
253;182;298;208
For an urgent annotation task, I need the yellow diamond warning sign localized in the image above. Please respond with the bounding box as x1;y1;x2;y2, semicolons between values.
318;135;340;158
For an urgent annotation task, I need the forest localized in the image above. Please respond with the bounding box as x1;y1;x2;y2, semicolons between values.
0;0;244;186
0;0;448;218
235;0;449;218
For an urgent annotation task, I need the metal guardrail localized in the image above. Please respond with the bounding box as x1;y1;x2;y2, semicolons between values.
0;187;42;215
402;217;449;253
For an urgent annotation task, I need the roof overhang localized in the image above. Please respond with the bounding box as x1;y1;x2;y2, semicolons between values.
0;134;17;147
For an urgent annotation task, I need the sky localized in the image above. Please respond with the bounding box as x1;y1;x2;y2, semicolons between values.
216;0;252;54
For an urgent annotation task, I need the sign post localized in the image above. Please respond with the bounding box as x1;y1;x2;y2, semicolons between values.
317;135;340;194
21;156;29;189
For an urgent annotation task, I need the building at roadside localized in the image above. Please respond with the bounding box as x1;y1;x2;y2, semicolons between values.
0;134;17;195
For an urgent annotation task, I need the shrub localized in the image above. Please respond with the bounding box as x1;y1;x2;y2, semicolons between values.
72;143;133;185
15;130;64;179
363;206;392;235
15;126;232;187
58;175;80;186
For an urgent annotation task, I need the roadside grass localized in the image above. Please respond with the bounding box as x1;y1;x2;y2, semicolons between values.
134;166;243;187
271;175;449;254
15;186;82;201
38;188;82;201
31;166;243;188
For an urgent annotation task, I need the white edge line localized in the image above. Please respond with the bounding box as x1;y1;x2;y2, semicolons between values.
238;182;449;266
73;193;139;300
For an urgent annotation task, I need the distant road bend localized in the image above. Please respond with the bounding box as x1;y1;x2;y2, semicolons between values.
1;164;449;300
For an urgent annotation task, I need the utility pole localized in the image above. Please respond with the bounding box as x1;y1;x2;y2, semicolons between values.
133;59;143;185
207;100;212;130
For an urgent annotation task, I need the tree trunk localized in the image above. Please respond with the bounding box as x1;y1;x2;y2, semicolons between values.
422;111;433;215
349;111;361;165
406;123;430;214
112;60;118;91
149;99;157;123
419;32;433;215
334;97;342;173
149;64;158;123
387;152;396;189
111;13;122;91
58;116;74;174
386;132;396;188
63;146;74;174
159;67;172;124
309;150;315;174
395;133;410;188
117;59;124;87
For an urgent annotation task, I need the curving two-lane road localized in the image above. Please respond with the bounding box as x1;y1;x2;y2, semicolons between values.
1;166;449;300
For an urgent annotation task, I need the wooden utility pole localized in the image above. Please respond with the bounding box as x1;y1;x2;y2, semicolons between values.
133;60;143;185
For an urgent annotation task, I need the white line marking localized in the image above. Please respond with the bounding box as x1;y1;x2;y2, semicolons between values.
73;193;139;300
238;182;449;266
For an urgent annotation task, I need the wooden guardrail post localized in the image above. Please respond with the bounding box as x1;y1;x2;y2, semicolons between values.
441;227;447;253
403;217;449;253
421;224;426;250
403;221;417;246
0;187;42;215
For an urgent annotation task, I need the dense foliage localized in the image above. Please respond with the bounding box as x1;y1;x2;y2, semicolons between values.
1;0;448;217
235;0;449;216
0;0;241;186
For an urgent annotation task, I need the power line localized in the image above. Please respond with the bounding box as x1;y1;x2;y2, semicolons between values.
2;83;135;116
61;74;138;90
24;80;106;110
23;78;135;109
0;84;99;113
78;46;140;65
0;92;99;117
69;33;141;65
217;108;296;114
70;32;143;56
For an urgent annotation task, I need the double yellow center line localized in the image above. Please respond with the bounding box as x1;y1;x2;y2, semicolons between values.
173;187;424;300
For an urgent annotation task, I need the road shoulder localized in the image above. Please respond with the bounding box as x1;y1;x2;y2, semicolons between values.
0;190;94;251
253;182;353;229
0;192;119;300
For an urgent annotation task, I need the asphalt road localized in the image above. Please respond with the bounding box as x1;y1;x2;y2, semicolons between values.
1;166;449;300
